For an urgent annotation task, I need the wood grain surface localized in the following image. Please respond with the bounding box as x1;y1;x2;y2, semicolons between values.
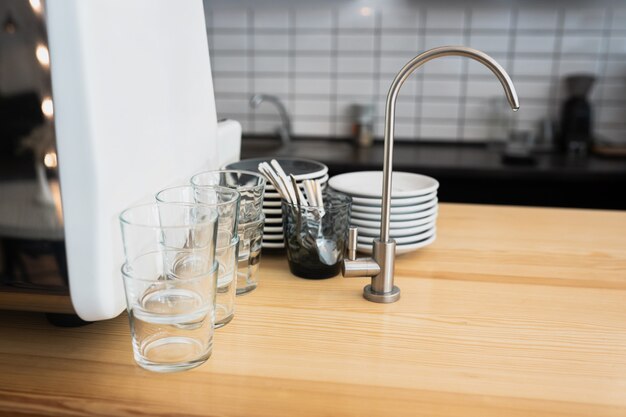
1;203;625;417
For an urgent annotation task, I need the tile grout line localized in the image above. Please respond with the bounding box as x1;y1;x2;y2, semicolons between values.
548;7;566;126
330;8;339;137
247;8;255;134
373;9;383;140
415;6;427;140
456;6;472;142
288;8;296;131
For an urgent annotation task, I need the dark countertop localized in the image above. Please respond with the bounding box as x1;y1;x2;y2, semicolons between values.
241;137;626;209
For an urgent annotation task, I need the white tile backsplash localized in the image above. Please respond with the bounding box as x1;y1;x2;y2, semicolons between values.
206;1;626;144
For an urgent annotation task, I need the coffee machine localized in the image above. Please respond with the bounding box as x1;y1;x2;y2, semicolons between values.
559;74;596;154
0;0;240;322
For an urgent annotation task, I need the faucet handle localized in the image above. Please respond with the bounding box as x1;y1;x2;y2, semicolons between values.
347;226;358;261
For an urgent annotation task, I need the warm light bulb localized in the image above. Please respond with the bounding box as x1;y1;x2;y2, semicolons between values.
41;97;54;118
36;44;49;67
360;7;372;17
44;151;58;169
29;0;42;14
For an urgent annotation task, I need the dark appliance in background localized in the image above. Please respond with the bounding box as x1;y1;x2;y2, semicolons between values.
559;74;596;155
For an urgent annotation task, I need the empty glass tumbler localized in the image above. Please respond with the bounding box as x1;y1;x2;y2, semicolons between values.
122;249;218;373
156;185;242;327
282;191;352;279
191;170;266;295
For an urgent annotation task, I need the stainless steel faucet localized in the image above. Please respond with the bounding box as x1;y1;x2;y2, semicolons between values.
249;94;292;146
342;46;520;303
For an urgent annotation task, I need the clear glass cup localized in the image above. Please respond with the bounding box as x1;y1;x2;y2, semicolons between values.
121;249;218;372
119;202;218;266
282;191;352;279
214;231;239;328
190;170;266;224
237;215;264;295
191;170;266;295
155;185;240;237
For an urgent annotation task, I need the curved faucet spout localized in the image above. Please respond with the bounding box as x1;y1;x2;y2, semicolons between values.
380;46;519;242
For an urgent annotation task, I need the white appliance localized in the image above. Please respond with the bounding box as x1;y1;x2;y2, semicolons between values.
46;0;239;321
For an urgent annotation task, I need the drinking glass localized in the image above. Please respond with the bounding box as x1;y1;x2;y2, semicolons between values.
214;231;239;327
191;170;266;295
119;202;218;266
122;249;218;372
282;191;352;279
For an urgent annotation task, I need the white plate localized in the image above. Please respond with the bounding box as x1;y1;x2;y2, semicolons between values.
264;225;283;233
350;213;437;229
351;205;438;221
262;241;285;248
263;199;283;207
357;228;435;245
357;233;436;255
226;158;328;181
263;233;284;241
263;208;283;215
352;198;438;214
355;221;435;237
264;216;283;224
351;192;437;207
329;171;439;198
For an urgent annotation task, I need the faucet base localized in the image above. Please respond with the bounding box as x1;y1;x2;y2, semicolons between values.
363;284;400;303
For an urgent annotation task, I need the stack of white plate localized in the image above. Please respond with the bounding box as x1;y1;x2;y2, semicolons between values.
224;158;329;249
328;171;439;255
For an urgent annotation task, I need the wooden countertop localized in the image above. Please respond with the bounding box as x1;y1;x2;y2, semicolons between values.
1;203;626;417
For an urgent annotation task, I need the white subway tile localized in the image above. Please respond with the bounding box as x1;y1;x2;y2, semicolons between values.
511;103;551;122
468;33;510;55
294;77;332;95
295;9;333;30
597;105;626;125
470;7;512;30
215;97;249;115
254;76;289;95
294;56;332;74
467;58;511;76
608;36;626;55
380;34;419;53
212;33;247;51
293;99;332;118
464;100;495;120
422;79;462;98
338;5;377;29
253;9;290;30
212;9;248;29
391;99;417;119
338;33;376;52
512;58;554;77
337;56;375;74
425;7;466;30
517;8;559;30
421;101;459;119
379;53;416;74
604;60;626;78
292;120;333;136
252;119;281;135
515;34;557;54
249;96;290;117
611;7;626;31
462;125;491;141
377;77;419;98
557;59;600;77
253;34;289;51
212;55;248;72
600;80;626;102
596;128;626;144
561;36;603;55
213;76;249;94
295;33;332;52
564;7;607;31
253;55;288;73
424;34;464;50
380;7;420;30
337;78;375;96
394;123;416;139
513;80;553;101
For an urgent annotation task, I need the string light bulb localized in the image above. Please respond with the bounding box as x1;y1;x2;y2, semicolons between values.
36;43;50;67
41;97;54;119
29;0;43;14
